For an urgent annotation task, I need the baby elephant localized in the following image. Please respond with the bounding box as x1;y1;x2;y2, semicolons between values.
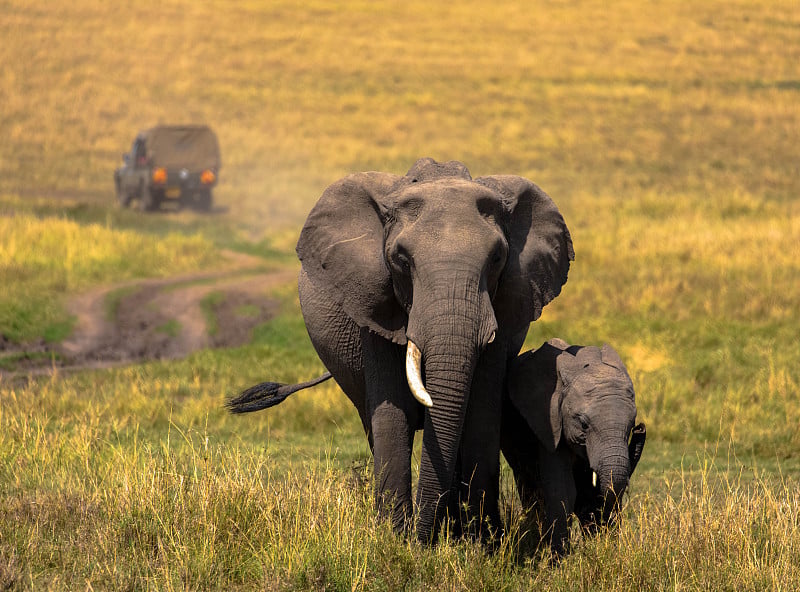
501;338;646;556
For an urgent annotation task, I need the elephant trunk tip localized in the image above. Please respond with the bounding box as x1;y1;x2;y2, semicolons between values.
598;471;630;499
592;455;632;511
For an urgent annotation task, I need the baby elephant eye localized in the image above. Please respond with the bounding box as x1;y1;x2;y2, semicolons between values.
578;414;590;431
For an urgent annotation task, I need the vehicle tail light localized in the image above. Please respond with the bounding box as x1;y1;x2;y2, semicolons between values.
152;167;167;184
201;170;216;184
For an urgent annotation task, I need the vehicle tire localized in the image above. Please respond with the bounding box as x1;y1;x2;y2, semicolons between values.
139;188;161;212
195;190;212;212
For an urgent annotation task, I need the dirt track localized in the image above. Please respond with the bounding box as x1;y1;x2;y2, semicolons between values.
0;252;297;381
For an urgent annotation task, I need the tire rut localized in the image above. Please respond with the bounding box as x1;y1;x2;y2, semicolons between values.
1;252;297;382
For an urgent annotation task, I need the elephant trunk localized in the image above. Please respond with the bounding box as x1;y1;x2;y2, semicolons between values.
595;423;645;526
588;436;632;525
410;279;496;543
402;263;497;544
414;340;478;543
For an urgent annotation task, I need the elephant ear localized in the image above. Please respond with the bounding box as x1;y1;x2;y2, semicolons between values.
475;175;574;330
556;349;584;387
600;343;627;372
296;172;408;344
545;337;571;351
506;340;567;452
574;345;602;368
601;343;636;400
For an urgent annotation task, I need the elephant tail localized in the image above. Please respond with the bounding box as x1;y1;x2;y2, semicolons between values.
226;372;333;414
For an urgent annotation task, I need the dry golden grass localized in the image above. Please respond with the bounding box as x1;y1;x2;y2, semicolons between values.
2;1;798;231
2;0;800;589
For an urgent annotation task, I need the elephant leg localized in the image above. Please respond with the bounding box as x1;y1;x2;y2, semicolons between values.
539;449;577;556
298;270;371;440
454;341;508;542
361;329;420;531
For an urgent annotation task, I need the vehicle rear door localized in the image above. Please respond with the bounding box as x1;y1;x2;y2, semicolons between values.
121;137;148;196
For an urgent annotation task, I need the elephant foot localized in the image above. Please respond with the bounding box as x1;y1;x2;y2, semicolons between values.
427;500;503;550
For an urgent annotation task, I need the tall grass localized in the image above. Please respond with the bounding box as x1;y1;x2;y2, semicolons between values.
2;374;799;590
532;462;800;591
2;0;800;588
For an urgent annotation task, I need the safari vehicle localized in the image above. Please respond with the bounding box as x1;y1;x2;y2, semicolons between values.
114;125;220;211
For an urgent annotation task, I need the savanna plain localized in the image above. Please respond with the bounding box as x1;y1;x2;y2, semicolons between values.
1;1;800;590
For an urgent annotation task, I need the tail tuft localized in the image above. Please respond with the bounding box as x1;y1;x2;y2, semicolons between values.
226;381;292;414
225;372;333;414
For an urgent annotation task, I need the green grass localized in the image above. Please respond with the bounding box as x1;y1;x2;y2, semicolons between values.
104;286;140;322
2;0;800;589
0;207;220;343
234;304;261;319
155;319;182;338
0;351;61;372
199;291;225;338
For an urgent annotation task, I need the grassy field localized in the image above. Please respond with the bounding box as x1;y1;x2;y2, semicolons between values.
2;0;800;589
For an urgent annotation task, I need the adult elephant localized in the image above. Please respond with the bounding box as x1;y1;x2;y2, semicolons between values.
230;158;573;544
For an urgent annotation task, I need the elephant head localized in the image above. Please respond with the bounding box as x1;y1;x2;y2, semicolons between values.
506;339;645;538
297;158;573;542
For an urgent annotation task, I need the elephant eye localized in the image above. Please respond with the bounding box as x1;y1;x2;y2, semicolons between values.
490;240;508;267
394;250;412;271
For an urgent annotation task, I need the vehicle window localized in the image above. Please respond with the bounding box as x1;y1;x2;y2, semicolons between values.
134;139;147;166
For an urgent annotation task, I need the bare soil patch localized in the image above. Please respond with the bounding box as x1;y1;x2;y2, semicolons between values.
1;254;297;381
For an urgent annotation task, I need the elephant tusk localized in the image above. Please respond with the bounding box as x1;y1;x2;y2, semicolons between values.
592;471;598;488
488;330;496;344
406;341;433;408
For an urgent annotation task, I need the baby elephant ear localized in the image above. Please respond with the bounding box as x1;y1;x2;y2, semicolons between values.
555;349;583;387
475;175;574;331
546;337;571;351
297;171;407;344
574;345;602;368
600;343;628;372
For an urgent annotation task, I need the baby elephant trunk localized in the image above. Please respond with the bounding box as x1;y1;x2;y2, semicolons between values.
589;438;632;525
587;423;646;527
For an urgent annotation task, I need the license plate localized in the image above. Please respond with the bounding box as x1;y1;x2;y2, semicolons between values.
165;187;181;199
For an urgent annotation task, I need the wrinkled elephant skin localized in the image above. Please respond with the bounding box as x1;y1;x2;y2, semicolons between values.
502;338;646;555
291;158;574;544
